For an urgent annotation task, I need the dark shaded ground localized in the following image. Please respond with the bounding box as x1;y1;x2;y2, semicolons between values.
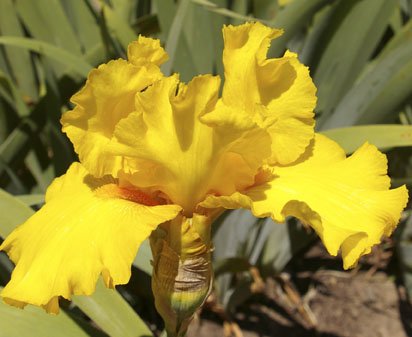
187;241;412;337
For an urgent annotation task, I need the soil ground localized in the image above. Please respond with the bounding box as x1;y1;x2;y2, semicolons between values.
186;241;412;337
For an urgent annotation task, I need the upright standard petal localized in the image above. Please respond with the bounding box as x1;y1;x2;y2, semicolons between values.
61;37;167;178
111;75;271;214
220;22;317;165
202;134;408;269
0;163;181;313
127;36;169;67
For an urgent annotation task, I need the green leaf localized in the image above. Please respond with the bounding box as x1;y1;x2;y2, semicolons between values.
269;0;332;56
191;0;258;23
0;37;92;77
0;70;30;117
133;239;153;275
312;0;396;124
102;3;137;51
252;0;279;20
259;219;314;274
321;42;412;128
15;194;45;207
0;188;33;238
182;2;215;74
15;0;81;54
73;280;153;337
0;292;92;337
321;125;412;154
0;0;38;99
25;150;50;193
376;19;412;62
61;0;102;54
15;0;83;77
213;257;251;277
110;0;135;21
162;0;191;76
0;118;38;182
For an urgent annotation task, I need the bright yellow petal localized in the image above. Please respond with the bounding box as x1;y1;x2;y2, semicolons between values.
201;134;408;269
220;22;317;165
0;163;181;313
62;38;167;178
110;74;271;214
128;36;168;67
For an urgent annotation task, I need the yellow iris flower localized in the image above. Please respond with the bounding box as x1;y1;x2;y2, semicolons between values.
0;21;408;334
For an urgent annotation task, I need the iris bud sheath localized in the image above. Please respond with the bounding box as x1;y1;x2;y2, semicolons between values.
150;214;213;337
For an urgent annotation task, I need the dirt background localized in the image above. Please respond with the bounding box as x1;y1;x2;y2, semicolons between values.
186;241;412;337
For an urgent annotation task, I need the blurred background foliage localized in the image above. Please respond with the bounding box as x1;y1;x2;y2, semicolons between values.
0;0;412;336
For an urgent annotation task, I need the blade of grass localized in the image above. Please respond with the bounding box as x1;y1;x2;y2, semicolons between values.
162;0;191;76
0;188;34;237
0;0;38;100
0;290;92;337
16;193;44;206
268;0;333;56
312;0;396;125
101;2;137;52
133;239;153;275
25;150;50;192
73;280;153;337
252;0;279;20
0;118;38;181
0;37;92;77
191;0;259;22
183;2;215;74
321;42;412;128
321;125;412;154
60;0;102;54
0;70;30;117
15;0;83;78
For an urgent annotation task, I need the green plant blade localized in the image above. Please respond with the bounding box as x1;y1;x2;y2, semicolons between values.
0;70;30;117
61;0;102;54
321;125;412;154
191;0;257;22
133;239;153;275
378;19;412;60
0;0;37;99
213;257;251;277
312;0;396;124
0;293;92;337
321;42;412;128
252;0;279;20
269;0;332;56
0;188;33;238
162;0;191;76
0;37;92;77
15;0;84;78
15;194;44;207
15;0;82;55
183;2;215;75
73;280;153;337
102;2;137;51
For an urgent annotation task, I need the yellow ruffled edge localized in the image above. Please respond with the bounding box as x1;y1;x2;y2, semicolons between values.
0;163;181;313
200;134;409;269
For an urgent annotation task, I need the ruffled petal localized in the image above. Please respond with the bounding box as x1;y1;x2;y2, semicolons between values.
0;163;181;313
128;36;168;67
201;134;408;269
110;75;271;213
62;37;167;178
220;22;317;165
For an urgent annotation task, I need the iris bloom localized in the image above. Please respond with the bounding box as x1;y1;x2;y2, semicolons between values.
0;22;408;336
